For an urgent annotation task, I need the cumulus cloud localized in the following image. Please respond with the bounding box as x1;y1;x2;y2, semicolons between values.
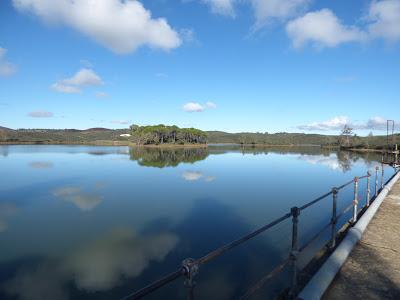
200;0;235;17
367;0;400;42
286;9;366;48
362;116;388;130
0;47;17;77
298;116;398;131
13;0;182;54
297;116;350;131
27;111;54;118
251;0;310;28
182;101;217;112
53;186;102;212
183;102;204;112
52;68;103;94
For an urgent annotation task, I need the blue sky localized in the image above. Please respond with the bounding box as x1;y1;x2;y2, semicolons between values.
0;0;399;134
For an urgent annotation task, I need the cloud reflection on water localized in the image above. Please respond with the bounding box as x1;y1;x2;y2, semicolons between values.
297;154;342;171
0;202;18;233
4;228;178;298
182;171;216;182
53;186;102;212
64;228;178;291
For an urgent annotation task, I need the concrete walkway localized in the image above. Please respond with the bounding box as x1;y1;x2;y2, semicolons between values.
323;180;400;300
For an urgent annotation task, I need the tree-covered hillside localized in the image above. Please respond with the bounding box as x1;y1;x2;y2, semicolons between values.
130;124;207;145
0;125;399;149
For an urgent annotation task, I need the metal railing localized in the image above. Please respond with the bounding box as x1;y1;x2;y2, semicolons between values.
121;164;397;300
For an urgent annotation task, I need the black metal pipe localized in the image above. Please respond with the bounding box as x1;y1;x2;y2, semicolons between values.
299;191;333;211
121;269;184;300
197;212;292;265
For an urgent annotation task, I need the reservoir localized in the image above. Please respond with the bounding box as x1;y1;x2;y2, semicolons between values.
0;145;395;300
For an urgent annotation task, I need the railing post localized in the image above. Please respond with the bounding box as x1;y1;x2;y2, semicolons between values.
352;177;359;224
330;188;338;249
182;258;199;300
375;166;379;197
366;172;371;207
289;206;300;298
381;163;385;189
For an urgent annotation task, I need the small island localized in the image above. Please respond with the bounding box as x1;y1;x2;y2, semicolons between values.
130;124;207;145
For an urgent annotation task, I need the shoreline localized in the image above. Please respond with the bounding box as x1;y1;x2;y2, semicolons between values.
0;141;394;153
0;142;322;148
0;141;208;148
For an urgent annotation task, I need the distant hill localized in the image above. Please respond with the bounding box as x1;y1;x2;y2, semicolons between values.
0;126;13;131
0;127;398;149
206;131;334;145
0;128;130;144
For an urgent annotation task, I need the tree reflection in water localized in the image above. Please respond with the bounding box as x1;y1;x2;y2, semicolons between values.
129;147;209;168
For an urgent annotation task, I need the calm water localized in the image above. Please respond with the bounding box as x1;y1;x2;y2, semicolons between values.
0;145;395;300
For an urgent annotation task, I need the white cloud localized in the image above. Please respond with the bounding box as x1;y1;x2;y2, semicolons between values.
182;101;217;112
51;68;103;94
363;116;386;130
51;83;81;94
297;116;350;131
13;0;182;54
205;101;217;109
201;0;235;17
183;102;205;112
95;91;108;98
62;68;103;86
251;0;310;28
298;116;398;131
0;47;17;77
80;59;93;68
111;120;129;125
286;9;366;48
180;28;197;43
367;0;400;42
27;111;54;118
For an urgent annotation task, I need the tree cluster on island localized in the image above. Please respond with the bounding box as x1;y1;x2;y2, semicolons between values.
129;124;207;145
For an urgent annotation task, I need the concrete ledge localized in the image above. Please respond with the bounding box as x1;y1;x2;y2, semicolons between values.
297;171;400;300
